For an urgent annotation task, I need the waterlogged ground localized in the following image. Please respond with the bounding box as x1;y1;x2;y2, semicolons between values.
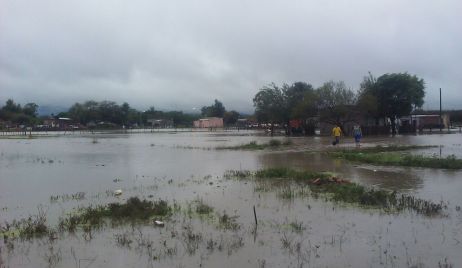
1;131;462;267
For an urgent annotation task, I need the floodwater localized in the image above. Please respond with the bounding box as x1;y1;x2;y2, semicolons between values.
1;131;462;267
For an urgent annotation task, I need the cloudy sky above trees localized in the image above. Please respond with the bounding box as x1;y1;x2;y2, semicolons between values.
1;0;461;113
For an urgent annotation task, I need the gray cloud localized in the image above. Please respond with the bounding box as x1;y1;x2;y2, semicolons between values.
1;0;461;113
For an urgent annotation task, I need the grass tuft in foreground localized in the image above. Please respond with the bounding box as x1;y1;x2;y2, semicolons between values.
225;168;446;216
1;209;49;239
59;197;171;231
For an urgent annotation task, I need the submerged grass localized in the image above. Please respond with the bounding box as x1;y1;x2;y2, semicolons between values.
225;168;446;216
216;139;292;150
330;150;462;169
1;209;49;239
195;198;214;215
59;197;171;231
352;145;438;153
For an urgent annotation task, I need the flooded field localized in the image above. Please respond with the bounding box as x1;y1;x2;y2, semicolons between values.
1;131;462;267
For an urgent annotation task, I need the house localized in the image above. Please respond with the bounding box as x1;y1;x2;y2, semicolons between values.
319;115;390;136
41;117;75;129
147;119;174;128
289;117;318;135
193;117;224;128
43;118;59;128
400;114;450;131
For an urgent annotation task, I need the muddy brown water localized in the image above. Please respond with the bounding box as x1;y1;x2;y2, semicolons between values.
1;131;461;267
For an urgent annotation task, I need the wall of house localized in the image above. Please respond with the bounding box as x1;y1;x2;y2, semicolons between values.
193;117;224;128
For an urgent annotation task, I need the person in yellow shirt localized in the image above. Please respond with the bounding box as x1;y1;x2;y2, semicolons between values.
332;125;342;145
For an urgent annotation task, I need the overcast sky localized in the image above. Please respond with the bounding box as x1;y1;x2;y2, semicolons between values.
1;0;461;113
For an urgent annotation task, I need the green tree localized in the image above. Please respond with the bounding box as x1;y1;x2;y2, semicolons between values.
121;102;131;125
360;73;425;134
253;83;285;135
23;103;39;117
316;81;357;131
357;72;379;124
201;99;226;118
223;110;240;125
283;82;317;135
0;99;38;125
2;99;22;113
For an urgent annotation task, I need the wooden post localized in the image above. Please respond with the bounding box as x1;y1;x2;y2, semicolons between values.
253;205;258;226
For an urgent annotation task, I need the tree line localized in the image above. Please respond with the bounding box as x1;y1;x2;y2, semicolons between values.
0;99;241;128
0;72;435;133
253;72;425;135
0;99;39;125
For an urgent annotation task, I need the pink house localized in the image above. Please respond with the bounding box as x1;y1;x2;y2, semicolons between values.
193;117;224;128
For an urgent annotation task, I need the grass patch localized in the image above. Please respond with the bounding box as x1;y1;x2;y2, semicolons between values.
216;139;292;150
330;150;462;169
217;211;240;231
225;168;446;216
1;209;49;239
195;198;214;214
255;167;331;180
352;145;438;153
59;197;171;231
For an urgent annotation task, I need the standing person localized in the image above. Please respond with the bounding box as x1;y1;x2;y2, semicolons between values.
353;125;362;147
332;124;342;145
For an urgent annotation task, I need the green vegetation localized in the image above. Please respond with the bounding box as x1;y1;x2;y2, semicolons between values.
0;210;49;239
254;167;330;180
66;101;200;127
199;99;241;125
253;72;426;136
358;72;425;135
352;145;438;153
59;197;171;231
195;199;214;215
225;168;446;216
216;139;292;150
2;197;219;240
217;211;240;231
0;99;39;127
330;149;462;169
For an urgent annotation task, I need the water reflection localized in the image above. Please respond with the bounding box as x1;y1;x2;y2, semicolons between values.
258;152;424;192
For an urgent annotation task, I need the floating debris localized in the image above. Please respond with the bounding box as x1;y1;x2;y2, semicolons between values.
154;220;165;227
114;189;123;196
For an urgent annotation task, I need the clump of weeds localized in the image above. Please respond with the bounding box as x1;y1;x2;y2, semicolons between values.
225;168;447;217
269;139;282;147
224;170;252;180
289;220;305;233
44;245;62;268
278;186;296;200
2;207;50;239
330;148;462;169
58;197;171;231
195;198;214;215
115;232;133;248
181;224;203;255
217;139;292;150
218;211;240;231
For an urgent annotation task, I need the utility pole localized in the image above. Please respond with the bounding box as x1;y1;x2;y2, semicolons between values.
439;88;442;132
